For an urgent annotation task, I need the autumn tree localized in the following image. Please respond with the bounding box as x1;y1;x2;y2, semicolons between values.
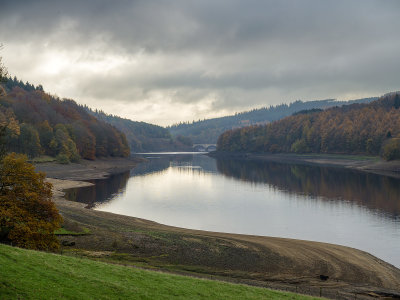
217;93;400;159
37;120;55;155
0;152;62;250
18;123;42;158
0;45;7;97
52;124;80;163
382;138;400;161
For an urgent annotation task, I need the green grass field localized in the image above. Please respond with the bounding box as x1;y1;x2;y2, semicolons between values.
54;227;91;236
0;243;320;300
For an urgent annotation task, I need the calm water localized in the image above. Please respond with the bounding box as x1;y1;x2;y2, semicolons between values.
65;153;400;267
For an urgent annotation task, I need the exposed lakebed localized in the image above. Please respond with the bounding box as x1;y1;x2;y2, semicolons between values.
64;153;400;267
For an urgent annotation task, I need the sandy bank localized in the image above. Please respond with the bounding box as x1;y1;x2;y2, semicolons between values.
35;157;144;181
46;178;93;200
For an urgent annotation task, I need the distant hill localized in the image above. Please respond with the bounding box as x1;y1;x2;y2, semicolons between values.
87;109;193;153
168;98;377;144
217;93;400;160
0;77;130;162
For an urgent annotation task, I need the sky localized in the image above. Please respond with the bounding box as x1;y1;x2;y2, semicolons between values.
1;0;400;126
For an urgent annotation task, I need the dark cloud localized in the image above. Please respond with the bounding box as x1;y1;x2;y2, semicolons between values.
1;0;400;125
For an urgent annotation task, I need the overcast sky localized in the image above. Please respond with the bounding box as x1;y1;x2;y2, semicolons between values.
1;0;400;126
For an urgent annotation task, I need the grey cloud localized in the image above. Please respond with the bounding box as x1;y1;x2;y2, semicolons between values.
3;0;399;52
1;0;400;125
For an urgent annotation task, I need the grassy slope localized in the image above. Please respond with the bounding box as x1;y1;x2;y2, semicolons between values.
0;244;318;300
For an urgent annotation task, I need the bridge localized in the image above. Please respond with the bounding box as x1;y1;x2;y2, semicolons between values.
192;144;217;152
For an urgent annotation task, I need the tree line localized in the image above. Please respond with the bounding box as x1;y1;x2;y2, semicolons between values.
168;97;377;144
88;108;193;152
217;93;400;161
0;78;129;162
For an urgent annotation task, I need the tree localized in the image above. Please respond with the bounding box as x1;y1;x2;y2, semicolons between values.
0;44;8;97
53;124;80;163
291;138;310;153
18;123;42;158
37;120;55;155
0;153;62;250
395;94;400;109
381;138;400;161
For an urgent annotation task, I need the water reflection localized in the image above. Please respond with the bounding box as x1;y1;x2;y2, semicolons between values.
130;157;170;176
137;153;218;174
64;171;130;208
64;154;217;207
216;158;400;219
64;155;400;219
63;154;400;266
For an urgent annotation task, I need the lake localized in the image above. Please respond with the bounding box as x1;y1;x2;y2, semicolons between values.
64;153;400;267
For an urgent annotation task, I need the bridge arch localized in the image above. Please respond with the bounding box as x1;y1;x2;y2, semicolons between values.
193;145;206;152
206;145;217;152
192;144;217;152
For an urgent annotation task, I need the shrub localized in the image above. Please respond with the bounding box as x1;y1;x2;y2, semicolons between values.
381;138;400;161
0;153;62;250
56;153;70;164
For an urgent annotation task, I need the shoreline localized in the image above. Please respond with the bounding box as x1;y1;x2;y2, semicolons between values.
52;190;400;299
35;156;144;181
41;157;400;299
209;151;400;179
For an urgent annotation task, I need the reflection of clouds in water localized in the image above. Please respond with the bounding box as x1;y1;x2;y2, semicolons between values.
174;165;203;171
67;154;400;267
68;155;400;220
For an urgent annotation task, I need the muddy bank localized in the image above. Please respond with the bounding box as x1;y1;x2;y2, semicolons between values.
209;152;400;179
35;157;144;181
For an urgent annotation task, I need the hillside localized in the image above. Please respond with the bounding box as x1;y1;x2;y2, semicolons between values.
0;77;129;162
0;244;317;300
87;109;193;152
168;97;377;143
217;92;400;160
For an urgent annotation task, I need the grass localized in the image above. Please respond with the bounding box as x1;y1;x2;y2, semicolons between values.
0;243;320;300
54;227;91;236
28;155;57;163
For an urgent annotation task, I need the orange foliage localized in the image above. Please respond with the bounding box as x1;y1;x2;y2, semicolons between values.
0;153;62;250
218;93;400;159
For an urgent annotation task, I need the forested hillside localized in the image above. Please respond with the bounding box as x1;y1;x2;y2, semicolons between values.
169;98;377;143
87;109;193;152
0;77;130;162
217;93;400;160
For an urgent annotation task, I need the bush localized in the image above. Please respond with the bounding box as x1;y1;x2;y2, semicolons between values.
291;139;310;153
381;138;400;161
0;153;62;250
56;153;70;164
